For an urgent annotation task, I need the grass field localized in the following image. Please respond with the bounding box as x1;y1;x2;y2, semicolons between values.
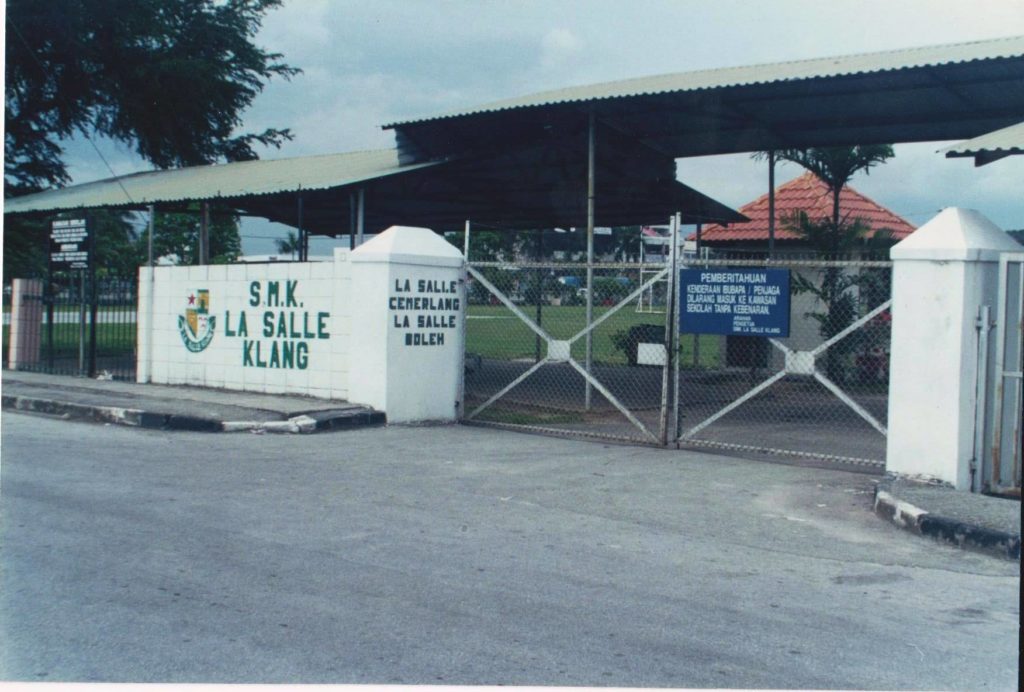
466;304;720;367
2;323;136;360
3;305;717;368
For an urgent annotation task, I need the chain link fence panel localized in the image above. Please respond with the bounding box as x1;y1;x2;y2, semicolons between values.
463;261;672;444
675;254;892;468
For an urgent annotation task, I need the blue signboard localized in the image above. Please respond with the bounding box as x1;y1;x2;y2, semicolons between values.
680;268;790;337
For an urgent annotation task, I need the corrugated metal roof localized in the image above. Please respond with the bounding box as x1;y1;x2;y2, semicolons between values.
2;144;745;230
388;36;1024;127
3;149;440;214
942;121;1024;156
693;172;916;244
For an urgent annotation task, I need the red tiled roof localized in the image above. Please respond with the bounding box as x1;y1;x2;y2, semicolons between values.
693;172;916;243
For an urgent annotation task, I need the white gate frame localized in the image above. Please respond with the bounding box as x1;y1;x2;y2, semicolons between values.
987;252;1024;491
465;263;671;443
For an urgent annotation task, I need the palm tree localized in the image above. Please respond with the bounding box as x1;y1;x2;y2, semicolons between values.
774;145;894;237
772;145;895;382
276;230;300;260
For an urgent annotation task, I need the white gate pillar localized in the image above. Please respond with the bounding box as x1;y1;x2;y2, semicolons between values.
349;226;465;423
887;208;1020;489
8;278;43;369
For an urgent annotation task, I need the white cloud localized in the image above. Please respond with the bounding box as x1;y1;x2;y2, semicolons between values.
540;28;584;70
257;0;331;60
46;0;1024;252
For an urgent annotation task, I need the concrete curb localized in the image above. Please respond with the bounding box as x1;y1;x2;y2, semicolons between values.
873;485;1021;561
2;394;385;435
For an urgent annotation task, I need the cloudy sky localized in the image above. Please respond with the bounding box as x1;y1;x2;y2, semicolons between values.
62;0;1024;255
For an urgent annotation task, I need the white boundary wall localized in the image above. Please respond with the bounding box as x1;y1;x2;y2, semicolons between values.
137;226;465;423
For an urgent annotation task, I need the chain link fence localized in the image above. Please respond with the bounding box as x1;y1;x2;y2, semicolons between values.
464;253;893;467
464;261;673;444
674;253;891;467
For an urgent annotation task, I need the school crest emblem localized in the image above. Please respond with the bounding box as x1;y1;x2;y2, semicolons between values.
178;289;215;352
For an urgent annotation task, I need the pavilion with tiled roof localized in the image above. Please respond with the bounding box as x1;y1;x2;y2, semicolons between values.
694;171;916;248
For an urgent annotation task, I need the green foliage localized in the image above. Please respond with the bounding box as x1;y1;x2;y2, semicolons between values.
770;144;896;383
445;229;529;262
2;210;142;281
2;216;49;279
150;206;241;265
783;212;894;382
2;206;241;283
92;211;145;276
770;146;894;228
5;0;300;195
446;226;646;262
591;277;631;304
275;230;300;259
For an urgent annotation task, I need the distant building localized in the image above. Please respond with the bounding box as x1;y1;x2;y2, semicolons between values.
688;172;917;370
693;171;916;255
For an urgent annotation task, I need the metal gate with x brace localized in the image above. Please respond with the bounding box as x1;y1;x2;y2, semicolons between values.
676;296;892;468
463;250;894;466
464;261;676;444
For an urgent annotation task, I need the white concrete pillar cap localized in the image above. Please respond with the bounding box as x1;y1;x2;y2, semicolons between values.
890;207;1018;262
350;225;464;267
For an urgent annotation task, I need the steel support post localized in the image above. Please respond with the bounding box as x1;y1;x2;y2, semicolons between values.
199;202;210;265
145;206;157;382
768;150;776;258
535;229;544;363
147;205;155;267
585;111;596;410
87;219;98;377
660;214;679;444
693;223;702;367
671;213;682;443
356;188;366;247
297;194;306;262
78;269;87;374
463;219;471;259
46;241;54;370
349;192;357;250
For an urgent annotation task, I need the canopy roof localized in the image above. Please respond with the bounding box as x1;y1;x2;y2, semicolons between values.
3;144;747;232
388;36;1024;163
942;121;1024;166
2;149;433;215
694;172;916;244
7;35;1020;235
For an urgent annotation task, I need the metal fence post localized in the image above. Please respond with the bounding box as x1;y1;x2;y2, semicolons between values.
585;111;596;411
972;305;991;493
660;214;680;444
88;216;98;377
46;240;55;370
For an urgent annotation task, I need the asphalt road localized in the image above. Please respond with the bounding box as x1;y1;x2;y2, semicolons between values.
1;412;1019;687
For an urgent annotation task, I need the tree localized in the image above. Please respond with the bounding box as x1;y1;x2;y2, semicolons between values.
2;211;143;281
770;146;895;382
275;230;300;259
5;0;300;196
770;146;894;240
148;206;242;265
